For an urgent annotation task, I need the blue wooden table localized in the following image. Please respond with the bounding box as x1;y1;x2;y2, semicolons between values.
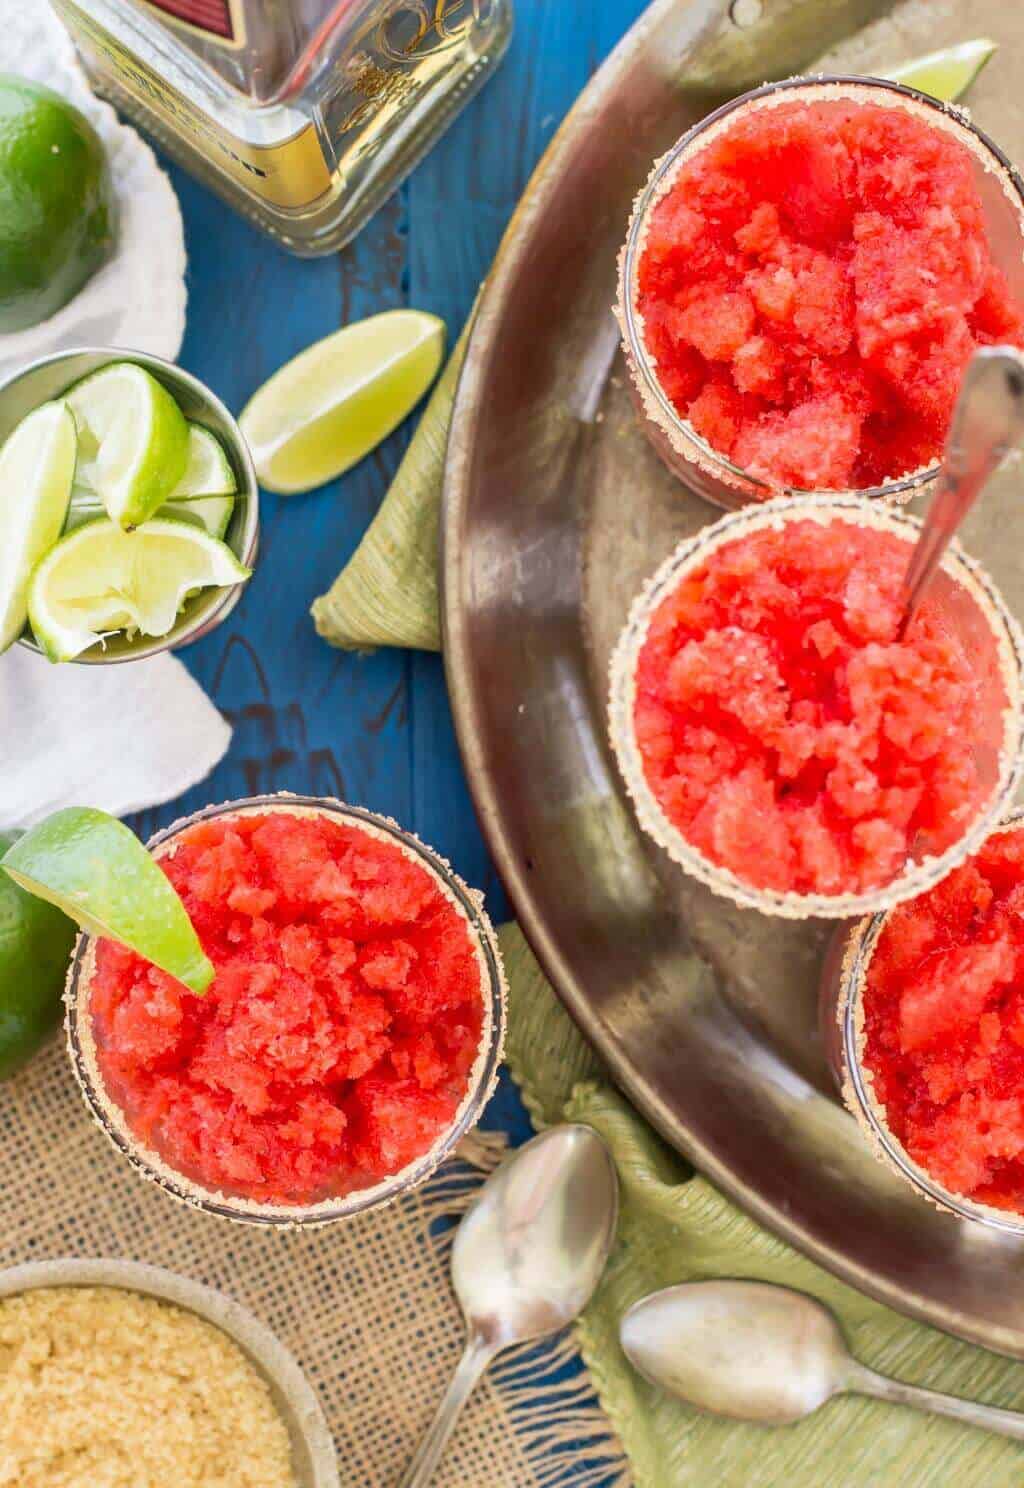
136;0;647;1153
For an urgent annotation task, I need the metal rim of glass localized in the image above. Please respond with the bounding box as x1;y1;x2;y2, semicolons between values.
620;73;1024;501
839;805;1024;1235
0;346;259;665
64;793;507;1228
608;494;1024;919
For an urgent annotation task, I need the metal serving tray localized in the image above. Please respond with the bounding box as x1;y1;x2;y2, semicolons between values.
443;0;1024;1353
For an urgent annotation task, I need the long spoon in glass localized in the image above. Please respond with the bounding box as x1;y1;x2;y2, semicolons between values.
899;344;1024;637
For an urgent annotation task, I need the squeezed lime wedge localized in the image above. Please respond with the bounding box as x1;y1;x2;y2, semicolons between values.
27;515;251;662
884;39;998;102
0;401;76;653
2;808;213;995
240;309;446;495
66;361;189;529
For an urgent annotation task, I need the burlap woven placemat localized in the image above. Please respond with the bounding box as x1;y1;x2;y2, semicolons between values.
0;1019;625;1488
9;926;1024;1486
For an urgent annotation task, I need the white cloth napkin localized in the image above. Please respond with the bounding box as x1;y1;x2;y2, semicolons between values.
0;648;232;830
0;6;231;830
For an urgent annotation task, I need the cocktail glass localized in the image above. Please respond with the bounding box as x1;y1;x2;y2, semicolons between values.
819;807;1024;1234
617;75;1024;510
64;793;507;1227
608;495;1024;918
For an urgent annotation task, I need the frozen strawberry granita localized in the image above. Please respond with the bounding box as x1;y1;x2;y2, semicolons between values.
80;805;494;1210
630;92;1024;491
860;823;1024;1214
616;512;1006;903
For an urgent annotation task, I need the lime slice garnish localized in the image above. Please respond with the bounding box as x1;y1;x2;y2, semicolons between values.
2;809;213;995
0;401;76;653
66;362;189;529
27;515;251;662
884;39;997;102
160;424;237;539
240;309;446;495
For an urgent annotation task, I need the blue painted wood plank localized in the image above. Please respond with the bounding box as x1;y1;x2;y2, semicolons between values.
135;175;415;842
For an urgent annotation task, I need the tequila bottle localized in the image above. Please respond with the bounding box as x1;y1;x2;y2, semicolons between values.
52;0;513;255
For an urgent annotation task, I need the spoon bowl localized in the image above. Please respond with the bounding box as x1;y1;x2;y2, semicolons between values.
621;1281;848;1425
621;1280;1024;1442
453;1121;619;1349
398;1124;618;1486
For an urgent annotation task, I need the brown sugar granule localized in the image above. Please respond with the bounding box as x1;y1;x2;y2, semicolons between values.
0;1285;297;1487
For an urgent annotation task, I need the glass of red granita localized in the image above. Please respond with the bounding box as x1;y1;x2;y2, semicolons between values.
617;75;1024;510
820;809;1024;1233
64;794;506;1226
608;495;1024;919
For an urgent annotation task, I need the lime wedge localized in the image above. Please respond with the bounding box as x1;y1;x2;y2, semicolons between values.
0;401;76;652
159;424;237;538
169;424;236;497
66;362;189;529
2;808;213;995
165;492;234;540
240;309;446;495
67;425;237;539
27;516;251;662
884;39;998;102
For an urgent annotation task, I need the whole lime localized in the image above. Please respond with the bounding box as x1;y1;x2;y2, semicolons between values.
0;830;77;1078
0;75;116;333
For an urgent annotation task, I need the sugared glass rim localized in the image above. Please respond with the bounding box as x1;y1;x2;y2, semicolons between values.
618;73;1024;504
838;806;1024;1234
64;792;507;1228
608;494;1024;919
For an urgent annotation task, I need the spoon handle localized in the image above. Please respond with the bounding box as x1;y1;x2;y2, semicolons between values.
900;345;1024;635
850;1362;1024;1442
397;1332;498;1487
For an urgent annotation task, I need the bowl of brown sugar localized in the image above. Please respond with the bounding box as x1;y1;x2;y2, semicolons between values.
0;1258;338;1487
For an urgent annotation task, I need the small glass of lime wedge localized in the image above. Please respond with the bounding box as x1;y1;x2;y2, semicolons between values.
0;346;258;664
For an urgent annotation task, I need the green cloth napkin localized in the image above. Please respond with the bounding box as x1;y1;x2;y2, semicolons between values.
311;44;1024;1478
313;371;1024;1485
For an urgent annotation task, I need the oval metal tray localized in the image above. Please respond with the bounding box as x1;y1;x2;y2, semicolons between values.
443;0;1024;1354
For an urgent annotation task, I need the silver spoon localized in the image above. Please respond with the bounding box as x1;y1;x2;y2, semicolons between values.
899;344;1024;636
621;1280;1024;1440
397;1124;619;1487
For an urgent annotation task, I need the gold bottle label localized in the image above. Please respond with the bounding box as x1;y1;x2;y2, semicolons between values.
54;3;333;210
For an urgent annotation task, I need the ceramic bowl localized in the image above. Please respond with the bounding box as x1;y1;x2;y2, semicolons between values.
0;1256;338;1486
